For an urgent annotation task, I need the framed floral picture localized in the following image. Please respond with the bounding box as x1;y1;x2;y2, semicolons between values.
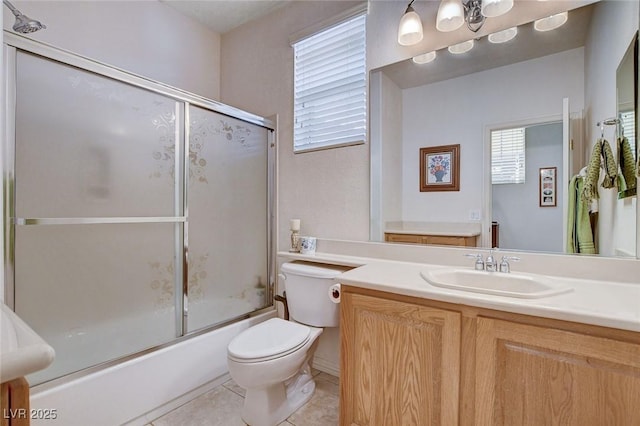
419;144;460;192
539;166;557;207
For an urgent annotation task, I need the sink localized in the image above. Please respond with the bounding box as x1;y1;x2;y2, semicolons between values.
420;268;573;299
0;303;55;383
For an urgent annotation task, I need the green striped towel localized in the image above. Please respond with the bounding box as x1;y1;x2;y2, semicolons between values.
617;136;637;198
582;139;617;202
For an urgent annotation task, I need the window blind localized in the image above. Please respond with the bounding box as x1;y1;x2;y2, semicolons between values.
491;127;526;184
293;14;366;152
620;110;636;155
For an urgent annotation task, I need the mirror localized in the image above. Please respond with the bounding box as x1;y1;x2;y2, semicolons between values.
611;33;638;257
370;0;639;258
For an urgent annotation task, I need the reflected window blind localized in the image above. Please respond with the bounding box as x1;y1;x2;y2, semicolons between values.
491;127;526;184
621;110;636;155
293;14;366;152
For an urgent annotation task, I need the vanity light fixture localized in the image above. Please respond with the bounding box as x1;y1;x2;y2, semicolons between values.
436;0;513;33
412;51;437;64
448;39;474;54
398;0;424;46
488;26;517;43
436;0;464;32
534;11;568;32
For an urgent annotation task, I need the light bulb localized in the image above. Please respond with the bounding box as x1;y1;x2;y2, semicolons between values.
398;6;424;46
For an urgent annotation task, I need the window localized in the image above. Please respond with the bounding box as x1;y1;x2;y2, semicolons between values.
293;14;366;152
491;127;526;184
620;110;636;155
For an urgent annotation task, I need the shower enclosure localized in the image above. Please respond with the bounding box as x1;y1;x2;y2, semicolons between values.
3;33;275;385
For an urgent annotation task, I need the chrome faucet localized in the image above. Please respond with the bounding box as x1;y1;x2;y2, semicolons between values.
499;256;520;273
485;249;497;272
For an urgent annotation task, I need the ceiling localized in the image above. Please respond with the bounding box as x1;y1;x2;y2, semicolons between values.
161;0;291;34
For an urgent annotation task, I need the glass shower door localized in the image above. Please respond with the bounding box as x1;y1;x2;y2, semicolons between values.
12;51;185;384
186;105;270;332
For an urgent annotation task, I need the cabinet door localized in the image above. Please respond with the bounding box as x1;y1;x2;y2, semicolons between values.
476;318;640;425
341;292;461;426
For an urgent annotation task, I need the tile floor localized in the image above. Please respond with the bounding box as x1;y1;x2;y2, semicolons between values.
148;370;339;426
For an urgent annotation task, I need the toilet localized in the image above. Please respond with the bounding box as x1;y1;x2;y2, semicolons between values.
227;261;348;426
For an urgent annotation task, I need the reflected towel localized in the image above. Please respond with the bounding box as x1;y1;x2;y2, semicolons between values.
600;138;618;188
568;175;596;254
582;139;617;202
617;136;637;198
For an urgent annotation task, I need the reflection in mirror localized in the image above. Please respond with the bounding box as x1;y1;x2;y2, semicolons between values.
491;122;564;253
612;33;638;257
370;0;639;258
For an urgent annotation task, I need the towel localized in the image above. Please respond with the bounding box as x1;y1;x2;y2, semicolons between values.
600;138;618;188
568;175;596;254
582;139;617;202
617;136;637;198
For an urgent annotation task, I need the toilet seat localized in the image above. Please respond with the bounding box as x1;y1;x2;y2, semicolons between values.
228;318;311;363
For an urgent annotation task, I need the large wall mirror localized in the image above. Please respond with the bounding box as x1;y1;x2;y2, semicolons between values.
370;0;639;259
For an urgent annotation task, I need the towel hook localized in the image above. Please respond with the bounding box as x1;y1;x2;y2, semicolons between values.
596;118;619;140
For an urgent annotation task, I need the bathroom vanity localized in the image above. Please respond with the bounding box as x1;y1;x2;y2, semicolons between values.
383;222;481;247
336;261;640;426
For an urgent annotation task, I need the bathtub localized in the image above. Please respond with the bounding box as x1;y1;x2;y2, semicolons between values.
29;309;275;426
28;297;262;386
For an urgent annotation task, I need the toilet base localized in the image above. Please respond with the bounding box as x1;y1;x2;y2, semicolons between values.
241;364;316;426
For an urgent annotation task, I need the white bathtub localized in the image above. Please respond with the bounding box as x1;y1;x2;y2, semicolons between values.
29;310;275;426
28;297;260;385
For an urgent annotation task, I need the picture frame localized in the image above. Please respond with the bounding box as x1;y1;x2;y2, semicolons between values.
539;167;557;207
419;144;460;192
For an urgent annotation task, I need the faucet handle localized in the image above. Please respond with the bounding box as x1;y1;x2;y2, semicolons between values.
499;256;520;273
464;253;485;270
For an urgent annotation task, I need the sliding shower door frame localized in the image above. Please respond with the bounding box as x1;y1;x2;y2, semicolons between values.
2;31;276;343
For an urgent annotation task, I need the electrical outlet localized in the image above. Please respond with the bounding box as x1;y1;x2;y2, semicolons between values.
469;209;481;221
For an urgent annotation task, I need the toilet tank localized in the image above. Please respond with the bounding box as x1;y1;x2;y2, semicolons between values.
280;262;351;327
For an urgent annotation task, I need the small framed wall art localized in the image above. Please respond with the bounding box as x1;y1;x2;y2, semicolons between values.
539;166;557;207
419;144;460;192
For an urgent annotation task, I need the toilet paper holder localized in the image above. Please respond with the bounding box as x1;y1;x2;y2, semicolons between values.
328;283;341;303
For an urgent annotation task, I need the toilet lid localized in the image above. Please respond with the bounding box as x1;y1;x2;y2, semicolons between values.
228;318;311;361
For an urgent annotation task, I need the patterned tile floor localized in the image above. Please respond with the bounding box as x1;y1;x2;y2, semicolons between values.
148;370;339;426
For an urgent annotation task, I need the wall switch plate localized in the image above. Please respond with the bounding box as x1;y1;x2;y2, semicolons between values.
469;209;481;221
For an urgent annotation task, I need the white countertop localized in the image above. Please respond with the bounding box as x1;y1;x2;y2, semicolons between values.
1;303;55;383
384;221;481;237
278;251;640;333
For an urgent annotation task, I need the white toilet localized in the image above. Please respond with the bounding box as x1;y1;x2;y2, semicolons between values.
227;261;348;426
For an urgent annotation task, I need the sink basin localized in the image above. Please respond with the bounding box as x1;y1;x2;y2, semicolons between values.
420;268;573;299
0;303;55;383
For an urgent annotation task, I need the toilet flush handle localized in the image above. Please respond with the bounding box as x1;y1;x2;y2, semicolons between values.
274;273;289;320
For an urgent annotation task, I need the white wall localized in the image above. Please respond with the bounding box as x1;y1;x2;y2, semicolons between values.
492;123;564;252
584;0;639;256
2;0;221;99
370;70;403;241
220;1;370;251
400;48;585;227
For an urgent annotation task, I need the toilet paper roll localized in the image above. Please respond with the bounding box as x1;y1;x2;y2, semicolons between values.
328;283;341;304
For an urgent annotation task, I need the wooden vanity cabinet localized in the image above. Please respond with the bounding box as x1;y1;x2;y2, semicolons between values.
340;291;461;426
475;318;640;425
1;377;30;426
384;232;477;247
340;286;640;426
